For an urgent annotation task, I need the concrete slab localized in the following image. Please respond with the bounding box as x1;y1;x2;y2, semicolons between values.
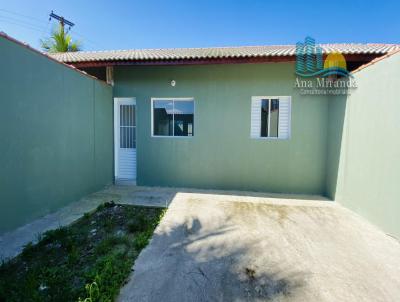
1;184;315;260
118;192;400;302
0;185;175;260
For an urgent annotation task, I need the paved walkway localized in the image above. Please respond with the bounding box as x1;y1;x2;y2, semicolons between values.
118;192;400;302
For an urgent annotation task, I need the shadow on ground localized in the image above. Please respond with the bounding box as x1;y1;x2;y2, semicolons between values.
118;193;400;302
156;217;305;301
118;200;309;302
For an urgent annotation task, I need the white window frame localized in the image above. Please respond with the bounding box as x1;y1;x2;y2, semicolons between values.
151;97;195;138
251;96;291;140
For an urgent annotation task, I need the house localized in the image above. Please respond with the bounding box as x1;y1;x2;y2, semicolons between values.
50;43;398;192
1;32;400;237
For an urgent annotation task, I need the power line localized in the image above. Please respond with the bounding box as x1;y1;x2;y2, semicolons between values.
0;18;46;33
40;19;51;40
0;9;100;49
0;14;49;45
0;8;48;25
0;14;47;31
69;29;97;47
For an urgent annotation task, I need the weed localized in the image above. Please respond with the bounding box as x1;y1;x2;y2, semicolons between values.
21;241;35;259
78;281;99;302
127;214;148;233
41;227;70;245
0;205;164;302
102;216;115;232
94;235;130;256
68;244;80;264
134;230;153;250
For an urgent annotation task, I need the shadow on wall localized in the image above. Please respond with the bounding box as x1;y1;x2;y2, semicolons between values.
326;94;347;199
122;214;306;301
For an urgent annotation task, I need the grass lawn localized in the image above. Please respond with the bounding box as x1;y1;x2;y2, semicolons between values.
0;201;165;302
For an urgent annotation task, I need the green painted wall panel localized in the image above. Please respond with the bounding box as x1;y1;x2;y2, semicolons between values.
327;53;400;238
0;36;113;234
94;81;114;188
326;94;347;198
114;63;328;194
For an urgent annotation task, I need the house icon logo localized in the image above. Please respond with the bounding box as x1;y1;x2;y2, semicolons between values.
295;37;351;77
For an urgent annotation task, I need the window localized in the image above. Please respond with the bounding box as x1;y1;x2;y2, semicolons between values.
152;98;194;137
250;96;291;139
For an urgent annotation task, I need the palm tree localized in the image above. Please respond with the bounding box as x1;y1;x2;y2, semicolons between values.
41;24;81;53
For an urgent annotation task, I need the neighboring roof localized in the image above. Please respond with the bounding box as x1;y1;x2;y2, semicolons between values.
0;32;109;84
50;43;400;66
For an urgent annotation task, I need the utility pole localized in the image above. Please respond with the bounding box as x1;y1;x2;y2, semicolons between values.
49;11;74;35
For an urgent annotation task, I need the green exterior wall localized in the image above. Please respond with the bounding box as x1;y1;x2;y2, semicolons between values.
0;36;113;234
4;31;398;237
326;94;347;199
327;52;400;238
114;63;329;194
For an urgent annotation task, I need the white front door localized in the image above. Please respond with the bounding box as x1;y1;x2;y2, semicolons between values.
114;98;136;181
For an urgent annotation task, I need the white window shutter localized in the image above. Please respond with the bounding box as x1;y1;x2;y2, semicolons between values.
278;96;291;139
250;98;261;138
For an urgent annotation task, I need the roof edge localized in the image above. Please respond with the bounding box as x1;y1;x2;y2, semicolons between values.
50;42;400;55
57;53;382;68
66;55;299;68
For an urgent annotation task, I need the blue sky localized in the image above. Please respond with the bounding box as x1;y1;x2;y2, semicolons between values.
1;0;399;51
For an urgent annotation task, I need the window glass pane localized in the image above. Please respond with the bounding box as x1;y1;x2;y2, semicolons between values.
130;105;136;126
153;100;173;136
120;104;136;148
173;100;194;136
120;105;136;126
120;126;136;148
260;99;269;137
270;99;279;137
120;127;125;148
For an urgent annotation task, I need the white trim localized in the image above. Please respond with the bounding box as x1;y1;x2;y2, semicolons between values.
250;96;291;140
106;66;114;86
114;97;136;180
150;97;195;138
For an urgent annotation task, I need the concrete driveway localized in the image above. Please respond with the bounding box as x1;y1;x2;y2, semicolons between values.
118;191;400;302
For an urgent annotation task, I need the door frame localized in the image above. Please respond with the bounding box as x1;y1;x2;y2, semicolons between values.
114;97;137;181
